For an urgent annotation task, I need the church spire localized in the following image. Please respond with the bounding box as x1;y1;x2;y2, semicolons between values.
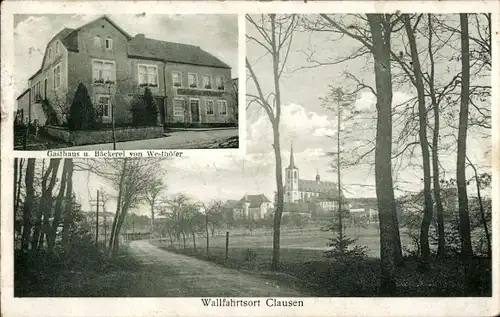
288;141;297;169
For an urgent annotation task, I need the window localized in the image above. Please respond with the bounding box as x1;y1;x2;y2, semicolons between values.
35;82;41;100
174;99;185;117
47;48;52;60
205;100;214;115
55;41;60;54
202;75;212;89
97;94;111;118
294;171;297;178
94;36;101;48
217;100;227;115
105;38;113;50
216;76;225;90
92;60;115;83
172;72;182;87
138;65;158;86
53;64;61;89
188;73;198;88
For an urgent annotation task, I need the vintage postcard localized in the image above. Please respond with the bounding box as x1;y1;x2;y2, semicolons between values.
1;1;499;317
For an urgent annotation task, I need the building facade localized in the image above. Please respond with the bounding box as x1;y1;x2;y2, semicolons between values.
22;15;236;127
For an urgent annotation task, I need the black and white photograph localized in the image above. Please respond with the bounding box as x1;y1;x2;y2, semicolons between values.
13;14;239;150
244;13;492;297
2;1;499;317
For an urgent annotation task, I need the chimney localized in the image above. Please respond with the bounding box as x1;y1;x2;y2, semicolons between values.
135;33;145;40
244;194;248;201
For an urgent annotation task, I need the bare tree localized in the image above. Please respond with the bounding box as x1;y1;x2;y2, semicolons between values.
246;13;297;270
45;159;69;252
144;179;166;238
403;14;434;263
21;159;36;252
457;13;473;258
32;159;61;250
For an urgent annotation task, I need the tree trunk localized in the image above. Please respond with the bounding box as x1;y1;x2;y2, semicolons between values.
60;160;74;248
205;213;210;253
47;159;70;252
21;159;36;252
457;13;473;259
469;159;491;258
267;14;286;271
14;158;24;238
182;231;187;249
32;159;61;251
192;229;197;251
108;160;128;256
404;15;433;263
367;14;396;293
150;204;155;238
427;14;446;257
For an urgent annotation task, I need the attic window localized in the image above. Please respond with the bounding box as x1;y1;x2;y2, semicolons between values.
105;38;113;50
94;36;101;48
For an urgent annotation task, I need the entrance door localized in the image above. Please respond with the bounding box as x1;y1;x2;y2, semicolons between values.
190;99;200;123
155;97;165;124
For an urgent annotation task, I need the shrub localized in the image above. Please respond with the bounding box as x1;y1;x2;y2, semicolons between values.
130;87;158;126
144;87;158;125
68;83;97;131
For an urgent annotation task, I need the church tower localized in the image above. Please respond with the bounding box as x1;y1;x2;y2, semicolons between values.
285;142;299;203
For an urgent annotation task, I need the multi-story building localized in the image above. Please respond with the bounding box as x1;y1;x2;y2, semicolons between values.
22;15;236;127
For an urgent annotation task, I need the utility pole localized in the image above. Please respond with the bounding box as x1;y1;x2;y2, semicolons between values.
107;83;117;150
89;190;105;248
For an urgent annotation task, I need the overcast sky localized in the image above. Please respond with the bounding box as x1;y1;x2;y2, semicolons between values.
14;14;238;96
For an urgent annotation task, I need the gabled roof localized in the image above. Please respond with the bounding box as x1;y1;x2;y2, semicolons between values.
127;36;230;68
239;194;271;208
16;88;30;100
299;179;339;195
27;15;231;81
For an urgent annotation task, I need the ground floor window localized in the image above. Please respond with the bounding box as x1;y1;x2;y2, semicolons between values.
205;100;214;115
174;98;185;117
97;94;111;118
218;100;228;115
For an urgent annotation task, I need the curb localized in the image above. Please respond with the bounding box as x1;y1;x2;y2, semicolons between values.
166;127;238;132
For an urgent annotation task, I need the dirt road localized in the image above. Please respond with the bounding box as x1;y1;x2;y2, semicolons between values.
128;240;305;297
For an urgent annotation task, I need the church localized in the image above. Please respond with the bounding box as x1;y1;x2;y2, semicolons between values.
284;143;341;211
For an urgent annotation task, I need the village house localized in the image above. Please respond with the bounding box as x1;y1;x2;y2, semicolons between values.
19;15;236;128
229;194;274;220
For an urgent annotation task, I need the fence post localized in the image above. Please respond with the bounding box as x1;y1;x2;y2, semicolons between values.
225;231;229;260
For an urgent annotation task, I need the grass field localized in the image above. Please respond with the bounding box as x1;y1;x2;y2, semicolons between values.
190;225;413;258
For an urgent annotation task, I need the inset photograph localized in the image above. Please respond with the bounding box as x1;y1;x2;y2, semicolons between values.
14;14;238;150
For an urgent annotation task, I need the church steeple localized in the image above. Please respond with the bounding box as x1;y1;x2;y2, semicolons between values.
288;141;297;169
316;169;320;182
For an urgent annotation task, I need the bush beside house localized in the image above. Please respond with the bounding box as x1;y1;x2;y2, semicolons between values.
67;83;99;131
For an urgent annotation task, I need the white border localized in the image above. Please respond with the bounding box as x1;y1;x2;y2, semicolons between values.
1;1;499;317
